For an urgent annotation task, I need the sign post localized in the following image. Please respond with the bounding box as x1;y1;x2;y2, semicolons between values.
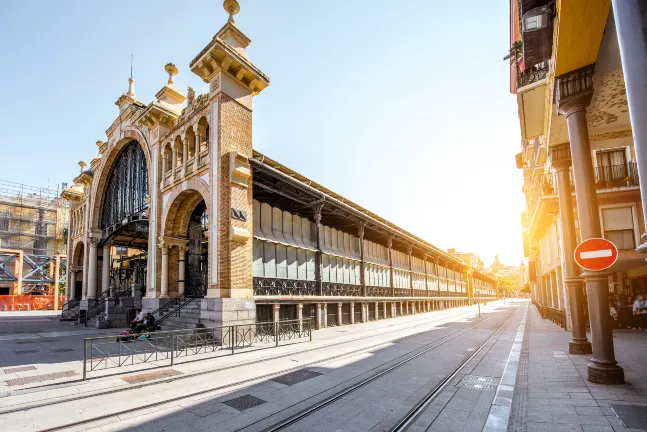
574;238;619;272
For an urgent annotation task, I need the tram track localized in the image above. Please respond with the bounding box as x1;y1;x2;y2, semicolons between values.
32;305;514;432
252;305;518;432
3;303;492;416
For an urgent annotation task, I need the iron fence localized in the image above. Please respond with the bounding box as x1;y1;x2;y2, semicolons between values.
544;306;567;330
82;318;313;380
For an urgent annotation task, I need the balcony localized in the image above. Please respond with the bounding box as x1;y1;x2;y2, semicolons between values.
593;163;639;190
517;64;549;89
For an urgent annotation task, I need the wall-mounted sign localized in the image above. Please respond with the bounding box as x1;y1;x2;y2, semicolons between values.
231;208;247;221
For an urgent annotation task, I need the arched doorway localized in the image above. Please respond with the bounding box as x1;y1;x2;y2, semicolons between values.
99;140;150;296
185;201;208;298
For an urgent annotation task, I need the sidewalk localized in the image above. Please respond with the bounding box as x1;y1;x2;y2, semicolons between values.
512;304;647;431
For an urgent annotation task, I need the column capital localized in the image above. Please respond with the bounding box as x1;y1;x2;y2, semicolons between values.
159;243;170;255
312;201;324;224
177;245;189;254
386;234;394;249
407;244;413;255
88;237;100;247
556;64;595;117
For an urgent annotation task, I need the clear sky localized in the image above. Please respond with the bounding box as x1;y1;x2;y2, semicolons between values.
0;0;524;267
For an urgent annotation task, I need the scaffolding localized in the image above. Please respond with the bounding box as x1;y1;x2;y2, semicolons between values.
0;181;69;299
0;180;68;255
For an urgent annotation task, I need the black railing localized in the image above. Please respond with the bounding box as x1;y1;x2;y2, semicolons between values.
366;286;390;297
594;163;639;189
322;282;362;297
82;318;313;380
253;277;317;296
62;296;81;312
517;64;549;88
83;285;132;327
393;288;411;297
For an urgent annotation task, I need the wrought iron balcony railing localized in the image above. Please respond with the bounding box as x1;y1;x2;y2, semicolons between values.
517;64;549;88
594;163;639;189
253;277;317;296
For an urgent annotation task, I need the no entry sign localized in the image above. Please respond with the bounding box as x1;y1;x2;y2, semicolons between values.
574;238;618;271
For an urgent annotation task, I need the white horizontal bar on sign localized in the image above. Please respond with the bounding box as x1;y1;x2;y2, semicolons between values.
580;249;613;259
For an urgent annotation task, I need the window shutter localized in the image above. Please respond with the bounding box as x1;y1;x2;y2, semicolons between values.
602;207;633;231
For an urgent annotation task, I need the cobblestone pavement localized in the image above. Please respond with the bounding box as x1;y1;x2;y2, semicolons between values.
0;301;518;431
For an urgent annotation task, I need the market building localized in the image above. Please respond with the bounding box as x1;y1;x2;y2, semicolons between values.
61;1;497;331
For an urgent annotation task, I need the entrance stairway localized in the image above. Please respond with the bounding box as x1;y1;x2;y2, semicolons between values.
150;295;203;331
60;297;81;321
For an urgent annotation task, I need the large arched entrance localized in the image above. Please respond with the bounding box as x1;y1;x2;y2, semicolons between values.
99;140;150;296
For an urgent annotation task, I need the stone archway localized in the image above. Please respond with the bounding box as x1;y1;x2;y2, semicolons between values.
158;182;211;298
69;241;84;300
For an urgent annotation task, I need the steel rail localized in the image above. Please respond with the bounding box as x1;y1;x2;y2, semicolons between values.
388;312;516;431
31;306;507;432
257;307;517;432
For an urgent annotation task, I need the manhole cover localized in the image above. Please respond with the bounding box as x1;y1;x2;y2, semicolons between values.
4;366;37;374
15;349;39;355
223;395;266;412
122;369;182;384
4;371;77;387
271;369;322;386
51;348;74;353
455;375;499;391
611;404;647;429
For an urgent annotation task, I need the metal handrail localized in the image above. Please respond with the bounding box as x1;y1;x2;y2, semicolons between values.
83;285;131;326
62;296;81;311
82;317;314;380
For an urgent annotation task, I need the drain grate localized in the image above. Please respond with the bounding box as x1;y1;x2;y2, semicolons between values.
122;369;182;384
4;366;37;374
51;348;74;353
271;369;322;386
4;371;77;386
15;349;39;355
455;375;499;391
15;340;37;344
611;404;647;429
223;394;266;412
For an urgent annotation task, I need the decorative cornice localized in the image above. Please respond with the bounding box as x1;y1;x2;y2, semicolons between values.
549;143;572;169
590;129;633;142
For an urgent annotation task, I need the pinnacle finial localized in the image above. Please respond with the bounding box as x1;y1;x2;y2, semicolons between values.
78;161;87;172
165;63;178;86
223;0;240;24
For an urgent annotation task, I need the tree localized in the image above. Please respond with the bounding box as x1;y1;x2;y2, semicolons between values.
520;282;530;294
503;41;523;64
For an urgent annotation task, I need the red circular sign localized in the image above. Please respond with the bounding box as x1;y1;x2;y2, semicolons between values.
574;238;619;271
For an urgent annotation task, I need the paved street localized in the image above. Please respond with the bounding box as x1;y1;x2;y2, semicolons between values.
2;302;647;431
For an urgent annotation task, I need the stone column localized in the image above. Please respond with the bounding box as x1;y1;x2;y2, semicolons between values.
374;302;379;320
182;136;188;174
177;245;187;297
337;303;343;326
87;237;99;299
350;302;355;324
160;243;170;298
557;66;624;384
297;303;303;332
423;254;429;296
399;301;403;316
383;302;387;319
323;303;328;328
358;223;366;297
69;270;76;300
102;243;111;297
550;271;558;309
272;304;280;322
170;145;176;182
161;150;167;188
315;303;322;329
193;135;200;172
612;0;647;245
361;302;367;323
